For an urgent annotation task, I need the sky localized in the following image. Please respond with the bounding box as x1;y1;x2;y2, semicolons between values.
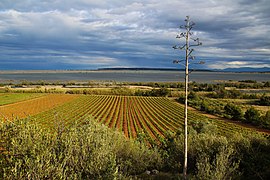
0;0;269;70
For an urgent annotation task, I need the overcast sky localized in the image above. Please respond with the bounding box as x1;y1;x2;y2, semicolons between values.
0;0;269;70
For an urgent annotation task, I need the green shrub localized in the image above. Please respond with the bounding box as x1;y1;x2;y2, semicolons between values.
259;95;270;106
264;81;270;87
194;136;240;180
162;123;270;179
0;118;162;179
261;110;270;129
244;107;261;125
224;103;243;120
162;124;240;179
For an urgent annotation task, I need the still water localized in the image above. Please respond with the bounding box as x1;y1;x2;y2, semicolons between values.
0;71;269;83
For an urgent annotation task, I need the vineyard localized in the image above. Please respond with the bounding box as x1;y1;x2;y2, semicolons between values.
0;94;265;142
33;95;263;141
0;94;78;120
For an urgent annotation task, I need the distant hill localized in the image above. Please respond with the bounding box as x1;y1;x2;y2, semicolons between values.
98;67;213;72
97;67;270;72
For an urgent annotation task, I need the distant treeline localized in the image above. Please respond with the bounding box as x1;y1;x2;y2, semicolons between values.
1;79;270;89
2;80;270;97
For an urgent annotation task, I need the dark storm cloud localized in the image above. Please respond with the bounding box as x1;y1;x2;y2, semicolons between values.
0;0;269;70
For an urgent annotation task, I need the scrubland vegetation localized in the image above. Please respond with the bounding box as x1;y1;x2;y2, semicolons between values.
182;88;270;130
0;80;270;179
1;118;270;179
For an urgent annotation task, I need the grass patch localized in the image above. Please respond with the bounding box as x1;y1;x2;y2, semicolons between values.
0;93;45;106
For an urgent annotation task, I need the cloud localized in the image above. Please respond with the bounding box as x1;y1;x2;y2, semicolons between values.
208;60;270;69
0;0;269;70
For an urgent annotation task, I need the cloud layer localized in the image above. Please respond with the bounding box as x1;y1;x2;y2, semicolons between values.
0;0;269;70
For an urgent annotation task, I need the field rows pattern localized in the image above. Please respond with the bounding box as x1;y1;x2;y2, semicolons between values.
32;95;259;141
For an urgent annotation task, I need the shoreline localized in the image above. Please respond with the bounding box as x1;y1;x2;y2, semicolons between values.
1;69;270;74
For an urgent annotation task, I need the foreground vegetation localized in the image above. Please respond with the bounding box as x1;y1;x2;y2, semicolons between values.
0;118;162;179
0;80;269;179
1;118;270;179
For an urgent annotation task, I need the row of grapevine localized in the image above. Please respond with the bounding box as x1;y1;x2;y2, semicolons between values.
1;94;265;141
32;95;264;142
33;95;163;141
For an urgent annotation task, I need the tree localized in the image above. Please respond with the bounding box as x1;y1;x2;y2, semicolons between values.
173;16;202;179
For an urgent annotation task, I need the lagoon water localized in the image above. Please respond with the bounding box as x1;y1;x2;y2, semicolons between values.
0;71;269;83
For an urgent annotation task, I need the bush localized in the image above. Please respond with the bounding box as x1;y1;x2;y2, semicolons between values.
188;91;199;100
162;124;240;179
194;136;239;180
149;88;170;97
0;118;162;179
1;117;270;179
224;103;244;120
162;123;270;179
135;88;171;97
232;134;270;179
264;81;270;87
200;100;209;111
261;110;270;129
244;107;261;125
259;95;270;106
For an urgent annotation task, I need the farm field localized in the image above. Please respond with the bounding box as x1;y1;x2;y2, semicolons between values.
0;94;78;120
0;93;45;106
0;93;265;141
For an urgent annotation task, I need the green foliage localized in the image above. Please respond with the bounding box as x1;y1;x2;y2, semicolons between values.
264;81;270;87
162;123;270;179
199;100;209;111
239;80;257;83
179;91;270;129
178;94;185;103
233;134;270;179
0;93;45;106
0;118;162;179
224;103;243;120
259;95;270;106
135;88;171;97
261;110;270;129
208;89;242;99
162;124;240;179
1;116;270;179
110;87;134;96
188;91;199;100
244;107;261;124
194;137;240;180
